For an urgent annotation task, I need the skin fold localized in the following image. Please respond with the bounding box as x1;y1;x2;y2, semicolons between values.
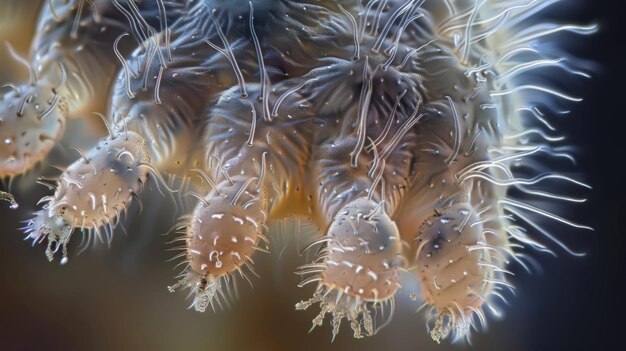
2;0;594;343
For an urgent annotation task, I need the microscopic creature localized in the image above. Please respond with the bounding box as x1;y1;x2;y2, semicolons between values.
0;0;594;343
0;0;182;178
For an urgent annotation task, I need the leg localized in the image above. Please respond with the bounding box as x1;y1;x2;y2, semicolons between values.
168;83;314;310
296;60;420;337
23;131;151;263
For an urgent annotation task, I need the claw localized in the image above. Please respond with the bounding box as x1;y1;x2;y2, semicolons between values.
297;286;375;339
168;271;224;313
23;209;73;264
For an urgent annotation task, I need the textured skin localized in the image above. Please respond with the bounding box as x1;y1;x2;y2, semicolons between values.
1;0;594;343
0;0;179;176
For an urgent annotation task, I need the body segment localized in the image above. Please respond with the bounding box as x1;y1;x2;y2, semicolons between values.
2;0;594;344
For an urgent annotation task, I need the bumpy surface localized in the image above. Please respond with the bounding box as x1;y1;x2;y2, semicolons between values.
0;0;594;343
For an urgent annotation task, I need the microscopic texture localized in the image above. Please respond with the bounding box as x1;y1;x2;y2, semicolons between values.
0;0;594;343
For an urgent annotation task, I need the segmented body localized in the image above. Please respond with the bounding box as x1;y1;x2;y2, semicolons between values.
1;0;594;344
0;1;181;178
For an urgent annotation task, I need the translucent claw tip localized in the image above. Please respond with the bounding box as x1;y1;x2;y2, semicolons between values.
297;287;375;339
168;271;223;313
23;209;73;263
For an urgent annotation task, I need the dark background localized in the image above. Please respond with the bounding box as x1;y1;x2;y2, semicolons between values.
1;1;624;350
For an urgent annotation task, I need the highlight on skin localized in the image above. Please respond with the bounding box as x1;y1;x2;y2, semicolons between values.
0;0;595;343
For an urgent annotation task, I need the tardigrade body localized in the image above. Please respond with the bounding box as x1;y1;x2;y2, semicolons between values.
2;0;594;344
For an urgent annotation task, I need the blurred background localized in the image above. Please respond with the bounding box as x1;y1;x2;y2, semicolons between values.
1;1;624;350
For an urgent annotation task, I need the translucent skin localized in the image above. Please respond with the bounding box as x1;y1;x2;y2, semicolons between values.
3;0;594;344
321;202;404;303
415;203;497;342
24;131;151;263
187;180;267;278
0;0;180;177
0;80;65;177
